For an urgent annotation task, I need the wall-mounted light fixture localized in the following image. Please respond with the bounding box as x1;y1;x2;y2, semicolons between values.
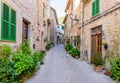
69;13;79;22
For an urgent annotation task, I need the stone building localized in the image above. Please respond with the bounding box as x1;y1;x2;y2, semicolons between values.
50;7;58;45
56;25;64;44
63;0;82;49
0;0;53;51
63;0;120;63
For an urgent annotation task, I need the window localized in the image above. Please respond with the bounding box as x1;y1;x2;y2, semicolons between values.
1;3;16;41
92;0;100;16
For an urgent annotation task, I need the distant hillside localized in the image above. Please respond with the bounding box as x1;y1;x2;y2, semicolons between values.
58;16;64;24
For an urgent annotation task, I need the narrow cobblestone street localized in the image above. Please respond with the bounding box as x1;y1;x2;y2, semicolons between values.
25;45;113;83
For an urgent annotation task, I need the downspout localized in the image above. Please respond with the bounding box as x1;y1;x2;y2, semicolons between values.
80;0;84;60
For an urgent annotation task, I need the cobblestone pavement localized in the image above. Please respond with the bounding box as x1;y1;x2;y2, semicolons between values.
25;45;114;83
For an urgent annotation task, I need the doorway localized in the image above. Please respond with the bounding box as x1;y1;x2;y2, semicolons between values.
91;26;102;63
22;20;28;42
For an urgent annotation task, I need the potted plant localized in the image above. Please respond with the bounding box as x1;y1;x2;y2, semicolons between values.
45;43;51;51
104;69;110;76
69;48;80;59
103;42;108;50
92;54;103;72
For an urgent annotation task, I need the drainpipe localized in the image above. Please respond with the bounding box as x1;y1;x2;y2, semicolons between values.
80;1;84;60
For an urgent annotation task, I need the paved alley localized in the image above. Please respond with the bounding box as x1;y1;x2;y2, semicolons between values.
25;45;114;83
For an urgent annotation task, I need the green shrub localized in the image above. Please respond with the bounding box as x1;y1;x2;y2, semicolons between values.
109;58;120;82
0;58;16;83
46;43;51;50
0;41;46;83
12;53;35;75
0;45;12;58
69;48;80;57
20;40;32;55
65;44;73;52
32;51;41;64
39;51;45;61
92;54;103;66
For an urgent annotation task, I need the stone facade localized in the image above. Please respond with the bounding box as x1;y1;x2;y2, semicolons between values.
64;0;120;63
50;7;58;45
0;0;56;51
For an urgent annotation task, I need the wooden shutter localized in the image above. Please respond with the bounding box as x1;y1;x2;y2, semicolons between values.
1;3;9;40
96;0;100;14
1;3;16;41
10;9;16;41
92;2;96;16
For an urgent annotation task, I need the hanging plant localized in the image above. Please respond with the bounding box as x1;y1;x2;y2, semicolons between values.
102;42;108;50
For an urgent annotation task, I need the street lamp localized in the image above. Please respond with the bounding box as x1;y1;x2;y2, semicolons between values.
69;13;79;22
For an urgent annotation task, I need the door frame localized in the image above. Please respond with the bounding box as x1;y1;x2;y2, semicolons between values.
22;20;29;43
91;25;102;63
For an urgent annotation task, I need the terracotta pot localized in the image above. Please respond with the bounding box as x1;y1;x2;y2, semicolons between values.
104;70;110;76
94;66;103;72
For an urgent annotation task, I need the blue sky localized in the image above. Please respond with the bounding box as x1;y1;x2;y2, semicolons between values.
50;0;67;18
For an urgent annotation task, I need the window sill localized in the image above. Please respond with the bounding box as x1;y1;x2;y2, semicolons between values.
0;40;16;43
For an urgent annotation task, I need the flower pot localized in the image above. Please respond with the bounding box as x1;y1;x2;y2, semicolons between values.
104;70;110;76
94;65;102;72
104;45;108;50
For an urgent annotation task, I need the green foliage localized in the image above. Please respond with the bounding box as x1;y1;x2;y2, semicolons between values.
0;45;12;58
65;44;80;58
0;58;16;83
12;53;35;75
46;43;51;50
69;48;80;57
102;42;108;46
109;58;120;82
32;51;45;64
92;54;103;66
20;40;32;55
65;44;73;52
0;41;46;83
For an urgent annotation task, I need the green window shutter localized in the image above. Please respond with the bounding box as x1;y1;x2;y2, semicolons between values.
92;2;96;16
1;3;16;41
3;3;9;21
92;2;94;16
11;9;16;24
96;0;100;14
10;9;16;41
1;3;10;40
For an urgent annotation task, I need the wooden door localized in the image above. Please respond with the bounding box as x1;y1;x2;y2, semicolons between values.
22;20;28;42
91;26;102;63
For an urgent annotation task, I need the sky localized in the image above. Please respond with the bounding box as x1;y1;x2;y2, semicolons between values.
50;0;68;18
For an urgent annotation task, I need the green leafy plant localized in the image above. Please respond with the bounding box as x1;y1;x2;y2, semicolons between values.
102;42;108;50
92;54;103;66
65;44;73;52
0;58;16;83
0;45;12;58
109;58;120;82
46;43;51;50
0;41;46;82
69;48;80;57
20;40;32;55
12;53;35;76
